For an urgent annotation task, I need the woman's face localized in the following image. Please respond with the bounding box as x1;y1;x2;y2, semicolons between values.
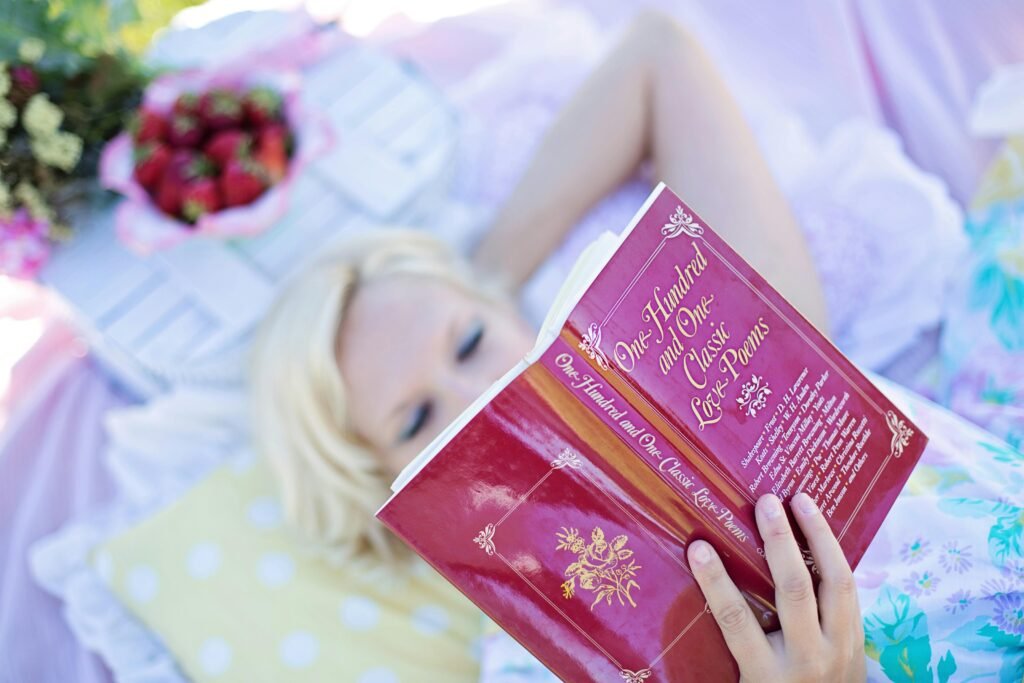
337;275;535;479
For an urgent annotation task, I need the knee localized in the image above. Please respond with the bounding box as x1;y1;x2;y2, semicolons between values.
626;9;695;62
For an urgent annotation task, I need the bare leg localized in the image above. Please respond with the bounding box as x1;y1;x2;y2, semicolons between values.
474;11;829;333
644;16;829;332
474;18;649;291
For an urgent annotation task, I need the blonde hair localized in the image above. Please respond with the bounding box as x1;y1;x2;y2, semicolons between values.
250;229;506;569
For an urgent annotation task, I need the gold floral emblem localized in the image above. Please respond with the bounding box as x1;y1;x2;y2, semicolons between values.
885;410;914;458
474;523;496;555
556;526;642;610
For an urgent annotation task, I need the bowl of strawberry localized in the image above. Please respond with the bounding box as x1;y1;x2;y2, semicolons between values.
101;71;330;254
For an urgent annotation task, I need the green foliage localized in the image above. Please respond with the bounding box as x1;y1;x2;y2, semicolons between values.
0;0;139;74
122;0;206;54
0;0;205;183
0;0;204;70
935;649;955;683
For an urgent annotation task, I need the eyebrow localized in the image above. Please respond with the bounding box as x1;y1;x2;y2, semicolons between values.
382;313;462;445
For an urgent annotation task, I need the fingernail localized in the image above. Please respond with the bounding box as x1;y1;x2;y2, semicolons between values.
690;541;712;566
794;491;817;516
760;494;783;520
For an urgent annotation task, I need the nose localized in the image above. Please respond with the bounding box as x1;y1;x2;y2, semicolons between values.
439;371;489;406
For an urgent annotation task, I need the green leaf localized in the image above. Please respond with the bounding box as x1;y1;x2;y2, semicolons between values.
988;511;1024;566
936;649;956;683
863;587;928;645
879;638;934;683
939;497;1020;519
863;586;936;682
997;650;1024;683
977;440;1023;463
979;623;1024;651
945;616;999;652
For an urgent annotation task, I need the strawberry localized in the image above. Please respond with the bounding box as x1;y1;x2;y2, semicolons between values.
172;92;200;116
243;86;283;127
155;174;183;218
133;142;172;192
199;88;244;130
181;177;221;223
254;124;289;183
166;149;214;183
168;113;204;148
132;108;169;145
153;150;214;218
220;158;268;207
203;129;251;168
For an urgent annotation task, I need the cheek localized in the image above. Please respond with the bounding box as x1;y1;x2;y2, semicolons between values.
498;314;536;360
379;443;417;479
481;327;528;375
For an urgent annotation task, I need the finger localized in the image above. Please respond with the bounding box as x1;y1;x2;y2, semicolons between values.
688;540;775;675
756;494;821;655
790;491;860;642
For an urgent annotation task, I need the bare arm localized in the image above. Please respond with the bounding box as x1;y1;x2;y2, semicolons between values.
472;11;829;333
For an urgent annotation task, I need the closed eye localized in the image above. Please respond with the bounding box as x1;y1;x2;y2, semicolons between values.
457;320;484;362
400;401;432;442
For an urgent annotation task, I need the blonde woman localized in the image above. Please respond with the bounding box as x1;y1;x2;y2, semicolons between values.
252;12;1022;682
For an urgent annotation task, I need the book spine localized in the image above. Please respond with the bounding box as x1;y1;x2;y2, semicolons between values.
539;336;765;568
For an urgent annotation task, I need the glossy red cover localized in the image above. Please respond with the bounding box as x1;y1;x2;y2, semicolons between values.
377;184;927;682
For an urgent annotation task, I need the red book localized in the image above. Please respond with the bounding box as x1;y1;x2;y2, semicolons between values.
377;183;927;682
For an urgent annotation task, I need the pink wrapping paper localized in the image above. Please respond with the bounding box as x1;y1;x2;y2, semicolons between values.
100;60;333;254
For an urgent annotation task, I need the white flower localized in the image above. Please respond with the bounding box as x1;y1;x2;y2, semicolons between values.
0;98;16;130
14;181;54;222
18;38;46;64
30;130;82;172
23;94;63;138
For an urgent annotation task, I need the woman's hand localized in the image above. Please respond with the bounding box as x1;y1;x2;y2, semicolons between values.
687;492;866;682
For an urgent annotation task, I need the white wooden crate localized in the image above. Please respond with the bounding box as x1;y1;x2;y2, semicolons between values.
41;42;464;397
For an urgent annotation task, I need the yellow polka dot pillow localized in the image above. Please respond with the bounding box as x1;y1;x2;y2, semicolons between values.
94;459;482;682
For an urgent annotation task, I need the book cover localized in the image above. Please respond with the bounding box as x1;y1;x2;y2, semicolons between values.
377;183;927;682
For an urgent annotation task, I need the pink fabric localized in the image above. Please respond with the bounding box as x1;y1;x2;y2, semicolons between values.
0;279;131;683
853;0;1024;205
380;0;1024;205
0;281;84;432
0;357;129;683
374;0;883;137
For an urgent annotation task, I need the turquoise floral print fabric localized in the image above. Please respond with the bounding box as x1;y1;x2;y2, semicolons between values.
857;375;1024;683
937;197;1024;452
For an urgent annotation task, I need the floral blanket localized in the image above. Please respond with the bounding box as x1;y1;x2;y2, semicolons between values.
932;136;1024;451
852;136;1024;683
856;375;1023;683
